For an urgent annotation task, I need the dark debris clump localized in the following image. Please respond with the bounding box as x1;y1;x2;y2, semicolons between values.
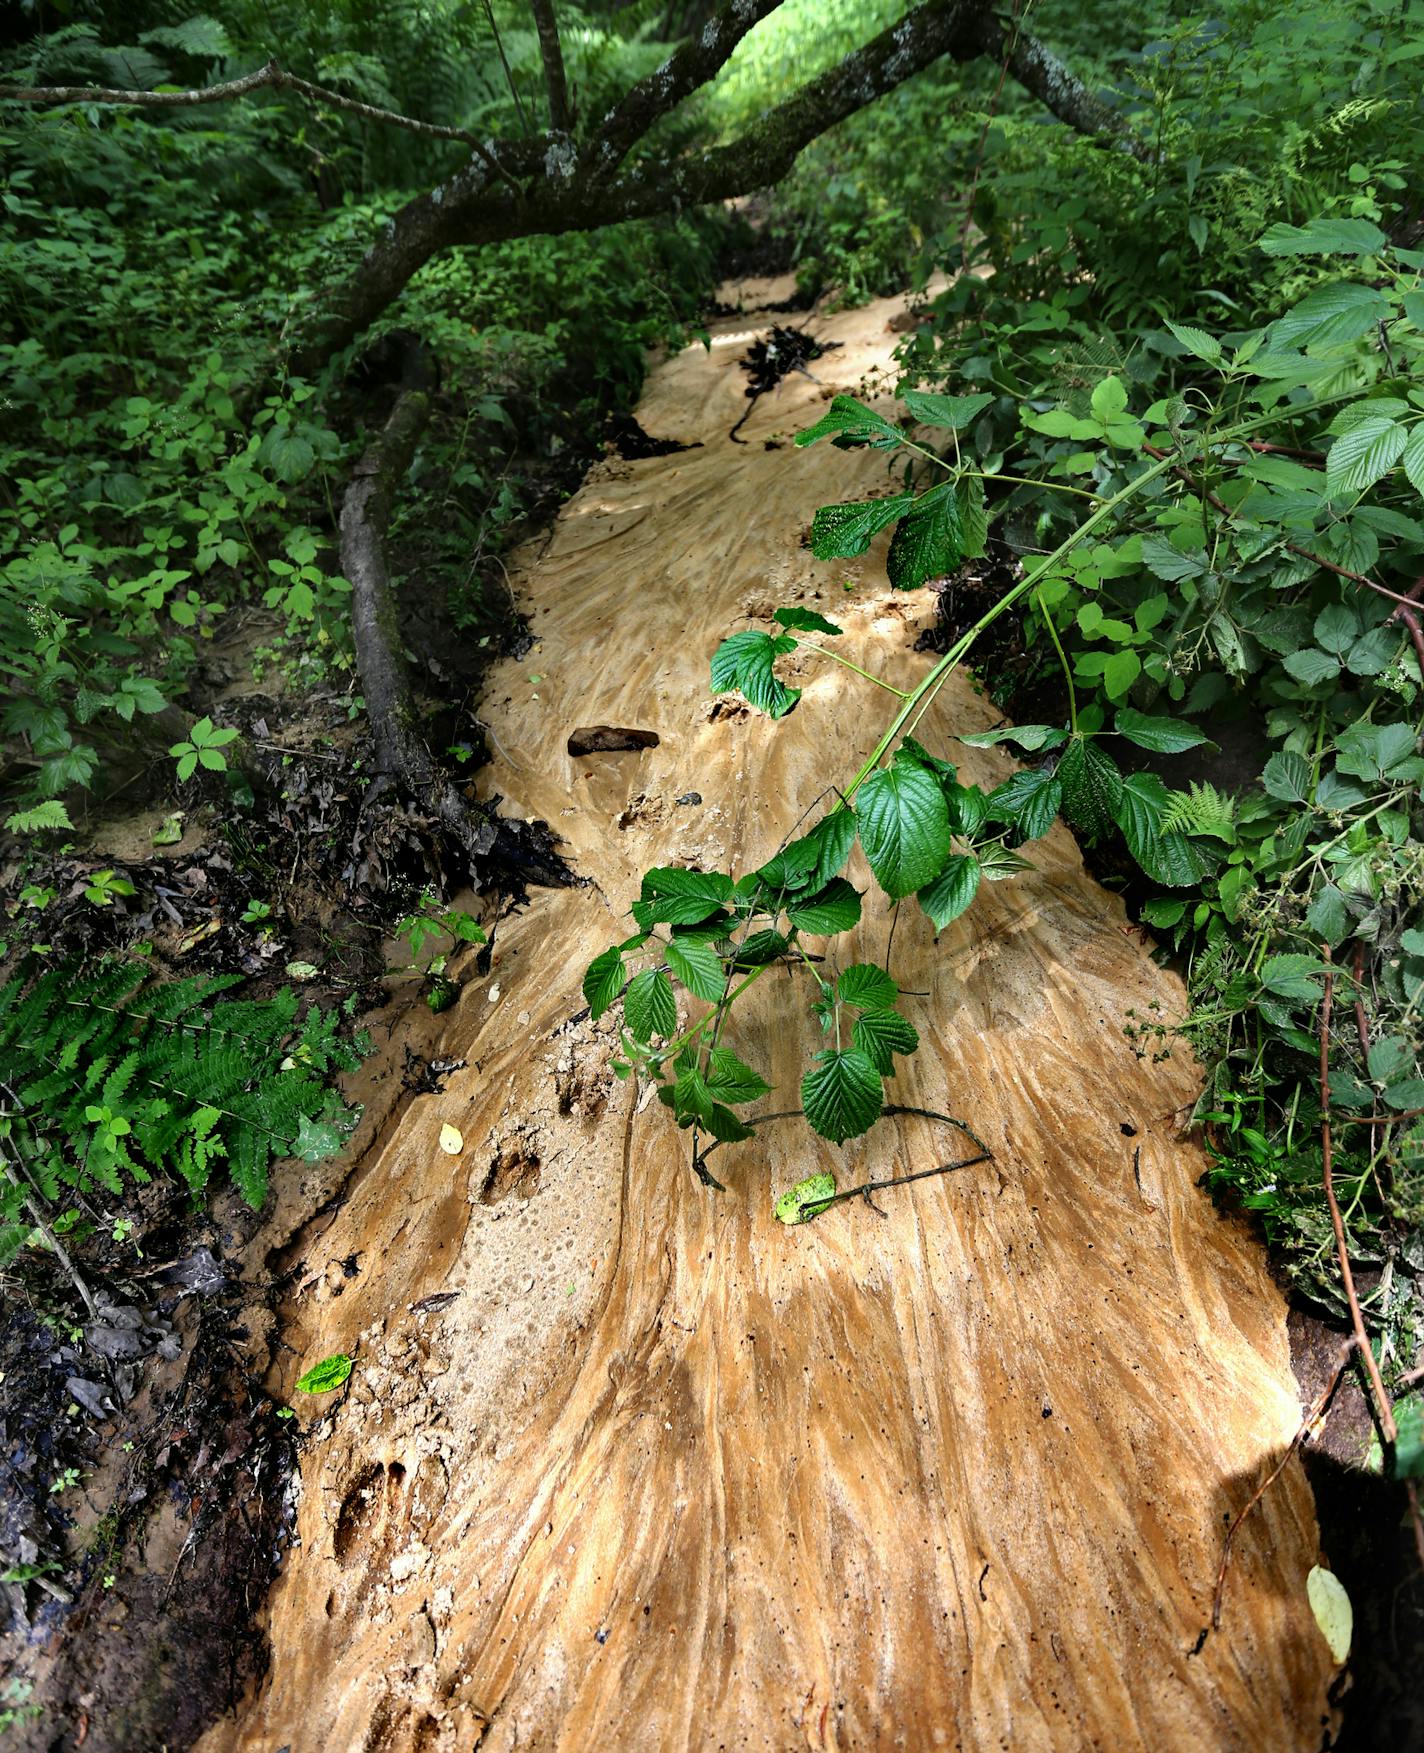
729;326;842;444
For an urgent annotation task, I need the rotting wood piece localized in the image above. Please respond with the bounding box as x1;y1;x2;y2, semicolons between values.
207;288;1338;1753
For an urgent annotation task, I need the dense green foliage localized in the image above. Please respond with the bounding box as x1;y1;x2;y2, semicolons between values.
0;6;718;817
0;960;364;1264
580;0;1424;1412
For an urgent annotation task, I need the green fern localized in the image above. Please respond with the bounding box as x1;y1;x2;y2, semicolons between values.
1160;781;1237;842
0;958;367;1264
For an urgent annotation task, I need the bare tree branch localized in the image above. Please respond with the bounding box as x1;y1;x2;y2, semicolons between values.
530;0;573;133
971;9;1150;159
592;0;786;176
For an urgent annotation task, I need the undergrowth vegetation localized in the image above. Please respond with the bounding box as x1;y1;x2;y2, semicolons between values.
1;0;1422;1595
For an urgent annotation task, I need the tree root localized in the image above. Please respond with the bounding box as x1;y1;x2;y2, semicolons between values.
338;336;573;892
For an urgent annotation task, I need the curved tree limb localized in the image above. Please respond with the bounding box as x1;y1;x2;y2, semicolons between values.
970;8;1151;159
3;1;1151;371
591;0;786;176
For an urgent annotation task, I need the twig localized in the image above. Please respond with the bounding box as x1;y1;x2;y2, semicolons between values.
1319;949;1394;1438
481;0;531;136
956;0;1027;254
0;1084;101;1320
691;1103;993;1193
1211;1343;1354;1630
1142;441;1424;671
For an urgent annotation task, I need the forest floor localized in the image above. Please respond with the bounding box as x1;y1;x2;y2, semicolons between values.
2;278;1412;1752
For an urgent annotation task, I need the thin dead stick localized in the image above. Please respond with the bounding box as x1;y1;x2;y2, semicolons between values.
1211;1343;1354;1630
692;1103;993;1194
1319;949;1394;1442
1;58;520;189
0;1086;100;1321
1319;949;1424;1566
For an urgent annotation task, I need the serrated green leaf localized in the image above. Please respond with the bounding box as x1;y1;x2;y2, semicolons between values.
786;878;862;936
902;389;993;430
1114;709;1215;755
801;1048;882;1144
795;395;901;449
1283;647;1342;686
918;854;980;929
837;964;898;1009
1262;751;1312;803
1403;428;1424;496
705;1102;755;1143
1305;885;1349;947
638;867;734;926
674;1059;713;1126
1258;217;1387;256
583;946;625;1019
665;936;726;1003
809;497;912;559
728;929;789;967
625;968;676;1041
773;605;845;634
802;808;857;888
1327;418;1406;496
1165;319;1222;363
886;480;965;590
855;762;951;899
1115;773;1209;888
1346;626;1402;677
1057;737;1122;837
706;1047;772;1104
959;724;1070;752
852;1007;919;1076
986;767;1061;841
1261;953;1332;1001
710;630;800;718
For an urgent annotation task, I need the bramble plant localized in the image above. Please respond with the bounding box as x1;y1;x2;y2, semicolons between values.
584;219;1424;1292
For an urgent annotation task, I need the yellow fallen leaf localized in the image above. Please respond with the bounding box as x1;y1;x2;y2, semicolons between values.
1306;1564;1351;1665
439;1122;464;1156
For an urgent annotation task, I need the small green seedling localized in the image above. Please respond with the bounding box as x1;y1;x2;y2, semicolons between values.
169;714;239;782
83;869;136;907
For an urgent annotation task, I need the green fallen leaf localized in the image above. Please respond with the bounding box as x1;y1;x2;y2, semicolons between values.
774;1171;837;1225
295;1353;353;1395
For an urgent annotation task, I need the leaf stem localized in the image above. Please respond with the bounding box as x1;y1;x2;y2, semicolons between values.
798;641;908;697
1034;587;1078;733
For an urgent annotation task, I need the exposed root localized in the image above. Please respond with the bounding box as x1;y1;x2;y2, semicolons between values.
339;335;573;892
